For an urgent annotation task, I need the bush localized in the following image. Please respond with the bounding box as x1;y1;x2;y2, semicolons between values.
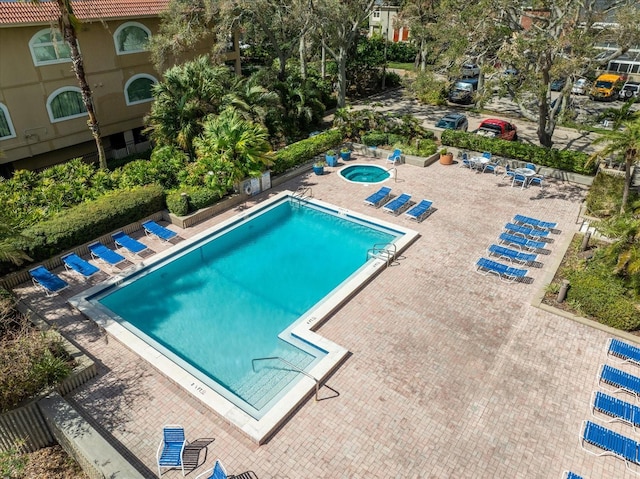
0;304;72;412
16;185;165;262
585;171;636;218
166;186;224;216
387;42;418;63
567;266;640;331
271;129;343;175
166;191;189;216
361;131;388;146
409;71;448;106
107;148;152;171
393;139;438;157
440;130;596;175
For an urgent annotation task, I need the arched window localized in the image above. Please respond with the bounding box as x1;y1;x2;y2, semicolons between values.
0;104;16;140
114;22;151;54
29;28;72;66
124;74;158;105
46;87;87;123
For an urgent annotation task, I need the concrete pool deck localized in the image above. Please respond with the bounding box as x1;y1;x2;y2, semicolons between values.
13;154;637;478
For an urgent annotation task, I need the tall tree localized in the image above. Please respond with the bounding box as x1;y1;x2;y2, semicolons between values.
591;120;640;214
28;0;107;169
312;0;377;108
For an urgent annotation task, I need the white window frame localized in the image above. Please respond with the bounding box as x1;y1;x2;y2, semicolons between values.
113;21;151;55
372;10;381;20
124;74;158;105
0;103;16;141
29;28;73;66
46;87;88;123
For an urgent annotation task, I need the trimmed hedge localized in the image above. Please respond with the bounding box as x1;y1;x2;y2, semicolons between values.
16;185;165;262
440;130;596;175
271;129;343;175
166;186;223;216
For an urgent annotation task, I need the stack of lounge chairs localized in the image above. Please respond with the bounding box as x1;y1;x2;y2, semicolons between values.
364;187;434;222
578;338;640;474
475;214;560;283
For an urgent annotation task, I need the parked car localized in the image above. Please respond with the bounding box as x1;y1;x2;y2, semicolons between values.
435;113;469;131
571;78;589;95
475;118;518;141
550;78;566;91
447;78;478;104
589;73;625;101
619;81;640;100
461;63;480;78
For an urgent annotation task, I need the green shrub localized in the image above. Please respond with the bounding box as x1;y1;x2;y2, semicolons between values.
567;266;640;331
440;130;596;175
107;148;152;171
361;131;388;146
585;171;635;218
0;306;72;412
409;71;448;106
393;139;437;157
16;185;165;261
272;129;342;175
166;192;189;216
387;133;405;145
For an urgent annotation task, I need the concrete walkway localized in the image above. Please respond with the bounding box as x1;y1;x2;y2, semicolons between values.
14;154;638;478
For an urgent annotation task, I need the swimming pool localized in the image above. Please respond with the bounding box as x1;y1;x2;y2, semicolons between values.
339;164;391;184
71;191;419;443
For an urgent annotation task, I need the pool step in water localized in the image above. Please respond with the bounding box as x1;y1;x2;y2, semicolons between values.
235;348;315;411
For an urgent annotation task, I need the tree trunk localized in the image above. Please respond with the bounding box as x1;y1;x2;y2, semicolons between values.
299;35;307;80
58;1;107;169
337;47;348;108
621;151;633;214
537;100;553;148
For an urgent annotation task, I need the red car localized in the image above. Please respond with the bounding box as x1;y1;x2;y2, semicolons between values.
475;119;518;141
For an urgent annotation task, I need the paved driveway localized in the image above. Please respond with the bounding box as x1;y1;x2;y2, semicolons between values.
14;157;636;478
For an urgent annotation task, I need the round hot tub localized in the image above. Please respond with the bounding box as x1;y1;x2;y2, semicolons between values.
338;164;390;184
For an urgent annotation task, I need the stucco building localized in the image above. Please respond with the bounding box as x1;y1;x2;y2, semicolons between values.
0;0;240;174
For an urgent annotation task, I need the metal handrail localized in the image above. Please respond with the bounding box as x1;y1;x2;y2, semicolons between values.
292;186;312;199
251;356;320;401
386;167;398;182
367;242;397;266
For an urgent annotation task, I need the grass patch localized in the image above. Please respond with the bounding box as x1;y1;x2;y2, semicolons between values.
388;62;415;71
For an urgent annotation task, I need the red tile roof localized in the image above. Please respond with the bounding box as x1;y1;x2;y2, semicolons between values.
0;0;170;26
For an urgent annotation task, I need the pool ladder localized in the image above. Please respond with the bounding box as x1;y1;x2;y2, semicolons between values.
386;167;398;182
252;356;320;401
291;187;313;207
367;243;397;266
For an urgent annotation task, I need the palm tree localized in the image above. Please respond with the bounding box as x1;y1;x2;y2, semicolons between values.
29;0;107;169
193;110;273;189
591;119;640;214
145;57;236;157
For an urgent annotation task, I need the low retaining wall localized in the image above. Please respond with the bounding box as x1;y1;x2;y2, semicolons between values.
39;393;146;479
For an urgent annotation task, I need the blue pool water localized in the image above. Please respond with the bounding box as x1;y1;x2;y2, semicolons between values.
339;164;390;183
95;199;400;418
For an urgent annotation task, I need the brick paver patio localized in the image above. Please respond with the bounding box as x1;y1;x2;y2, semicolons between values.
14;155;636;478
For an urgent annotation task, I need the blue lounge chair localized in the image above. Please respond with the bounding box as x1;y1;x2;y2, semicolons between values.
386;148;402;165
61;252;100;278
475;257;528;283
88;242;126;270
364;186;392;208
29;265;69;296
112;231;149;258
382;193;411;215
504;222;551;240
599;364;640;400
487;244;537;265
580;420;640;472
157;425;188;477
498;232;548;253
404;199;433;222
513;214;557;231
563;472;584;479
592;390;640;430
142;220;178;242
195;460;227;479
608;338;640;367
